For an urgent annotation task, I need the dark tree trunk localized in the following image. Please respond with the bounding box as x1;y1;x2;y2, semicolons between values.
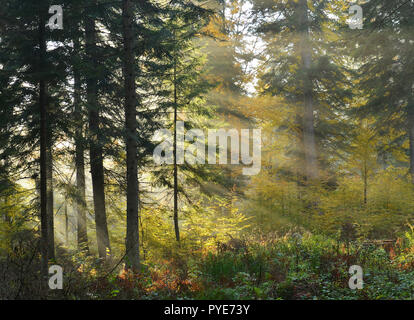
38;12;49;277
64;200;69;245
363;160;368;205
408;108;414;184
3;158;11;224
74;34;89;252
46;142;55;259
173;52;180;243
84;1;111;259
122;0;140;270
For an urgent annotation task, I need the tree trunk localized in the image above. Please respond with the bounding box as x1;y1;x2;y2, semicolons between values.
84;1;111;259
74;34;89;252
122;0;140;270
298;0;318;182
46;141;55;259
64;200;69;245
173;43;180;243
408;107;414;184
3;158;11;224
363;160;368;205
38;12;49;278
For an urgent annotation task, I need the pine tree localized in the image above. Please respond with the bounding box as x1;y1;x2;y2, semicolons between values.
122;0;140;270
355;0;414;182
84;0;111;259
252;0;352;184
0;0;63;274
151;1;213;242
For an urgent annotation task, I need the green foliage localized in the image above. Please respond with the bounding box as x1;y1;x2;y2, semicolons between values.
192;232;414;300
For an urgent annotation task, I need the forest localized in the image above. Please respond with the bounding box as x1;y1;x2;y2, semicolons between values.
0;0;414;300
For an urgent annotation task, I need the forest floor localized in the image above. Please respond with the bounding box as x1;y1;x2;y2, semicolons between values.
3;232;414;300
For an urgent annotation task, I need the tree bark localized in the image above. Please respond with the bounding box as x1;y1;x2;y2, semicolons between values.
3;157;11;224
363;160;367;205
38;12;49;277
64;200;69;245
74;34;89;252
173;47;180;243
84;1;111;259
46;140;55;259
122;0;140;270
408;107;414;184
